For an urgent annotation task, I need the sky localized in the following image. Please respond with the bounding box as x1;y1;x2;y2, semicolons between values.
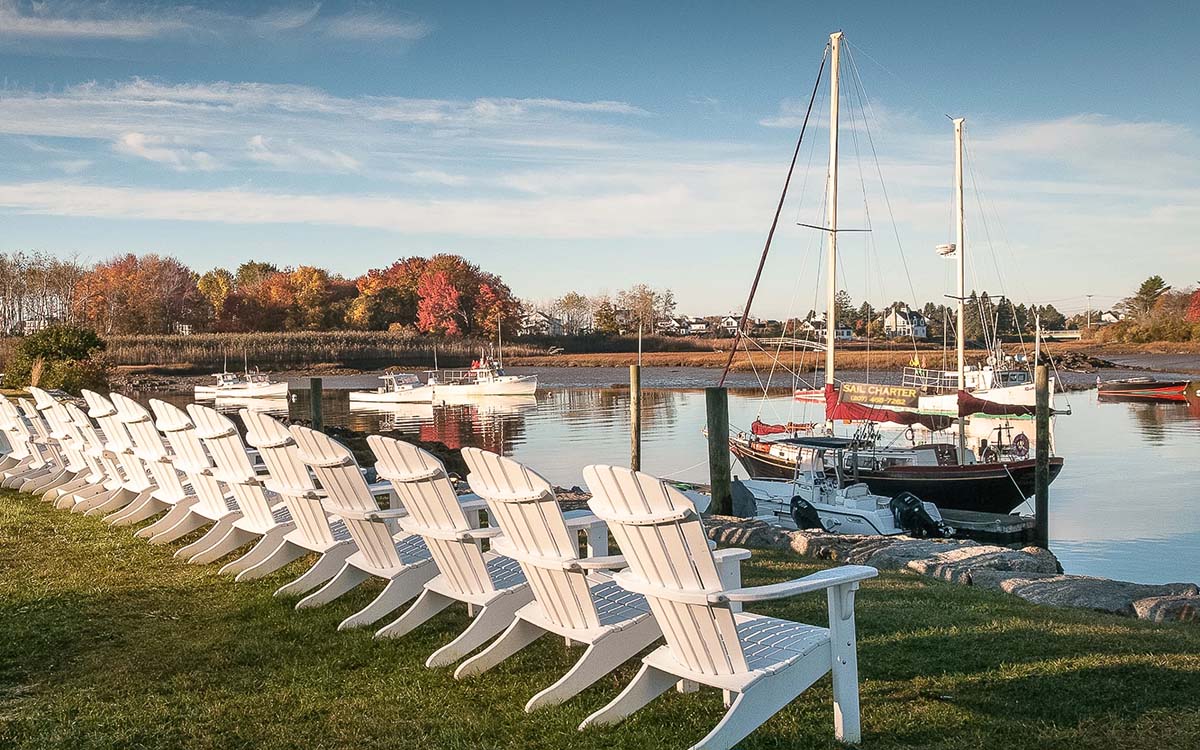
1;0;1197;318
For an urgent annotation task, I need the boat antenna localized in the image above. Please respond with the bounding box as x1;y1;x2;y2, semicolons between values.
718;42;829;386
433;342;438;371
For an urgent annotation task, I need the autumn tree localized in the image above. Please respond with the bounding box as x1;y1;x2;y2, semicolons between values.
417;271;463;335
592;295;619;334
554;292;592;334
75;254;207;334
198;268;235;321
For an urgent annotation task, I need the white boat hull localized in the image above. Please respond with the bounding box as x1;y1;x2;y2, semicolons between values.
431;375;538;397
738;478;944;536
195;382;289;399
348;385;434;403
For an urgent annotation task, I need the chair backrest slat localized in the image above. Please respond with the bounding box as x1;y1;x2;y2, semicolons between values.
17;397;58;468
149;399;229;516
584;464;747;676
27;388;87;472
241;410;336;547
290;425;400;570
368;436;495;596
111;394;188;502
188;404;275;530
463;447;599;630
83;390;152;491
61;402;116;483
0;398;34;461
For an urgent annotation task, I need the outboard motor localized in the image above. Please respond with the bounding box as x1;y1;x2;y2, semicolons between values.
889;492;951;538
789;496;823;531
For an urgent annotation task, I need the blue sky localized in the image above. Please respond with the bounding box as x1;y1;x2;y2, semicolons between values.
1;1;1197;317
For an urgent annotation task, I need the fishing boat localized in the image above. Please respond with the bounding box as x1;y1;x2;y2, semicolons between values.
1098;377;1191;402
738;437;951;536
194;369;288;399
427;358;538;397
723;32;1063;517
348;373;434;403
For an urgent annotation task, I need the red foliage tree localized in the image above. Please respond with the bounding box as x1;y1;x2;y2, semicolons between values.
416;271;463;335
1186;290;1200;323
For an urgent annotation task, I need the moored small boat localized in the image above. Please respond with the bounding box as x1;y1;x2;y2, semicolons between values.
348;373;434;403
1098;377;1191;402
195;370;288;399
427;358;538;397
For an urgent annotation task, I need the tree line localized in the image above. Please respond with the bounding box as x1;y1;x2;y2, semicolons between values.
0;251;521;338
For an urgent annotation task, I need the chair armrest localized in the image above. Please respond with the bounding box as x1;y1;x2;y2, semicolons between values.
712;547;752;564
456;495;489;513
708;565;878;605
460;526;504;540
564;512;606;530
568;554;627;571
366;480;396;496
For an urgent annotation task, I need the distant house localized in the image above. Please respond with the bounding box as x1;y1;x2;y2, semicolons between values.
881;306;928;339
173;322;194;336
686;318;710;336
720;315;761;336
519;310;565;336
655;317;690;336
1099;310;1124;325
798;317;853;340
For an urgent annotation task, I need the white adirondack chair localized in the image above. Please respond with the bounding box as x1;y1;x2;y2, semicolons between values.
144;399;241;548
366;436;532;664
289;425;436;630
0;398;46;487
11;397;70;495
179;403;295;568
102;394;195;527
78;390;155;516
239;409;357;591
581;464;878;750
54;401;130;512
26;388;92;503
452;447;661;710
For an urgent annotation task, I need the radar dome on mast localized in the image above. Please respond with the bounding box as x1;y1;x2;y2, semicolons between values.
936;243;957;257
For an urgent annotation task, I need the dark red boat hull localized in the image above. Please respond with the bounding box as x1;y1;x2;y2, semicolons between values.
731;440;1064;515
1098;379;1191;402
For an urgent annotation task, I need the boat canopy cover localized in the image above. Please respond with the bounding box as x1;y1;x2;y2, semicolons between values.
778;435;857;450
956;390;1037;418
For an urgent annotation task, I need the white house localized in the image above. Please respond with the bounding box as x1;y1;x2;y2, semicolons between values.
1099;310;1124;325
798;317;853;340
882;306;928;338
518;310;565;336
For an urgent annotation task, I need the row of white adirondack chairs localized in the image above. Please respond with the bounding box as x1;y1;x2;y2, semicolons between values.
0;388;878;749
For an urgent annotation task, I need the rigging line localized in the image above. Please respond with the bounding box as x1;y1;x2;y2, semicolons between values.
963;131;1010;306
844;43;922;321
719;46;828;387
842;63;877;377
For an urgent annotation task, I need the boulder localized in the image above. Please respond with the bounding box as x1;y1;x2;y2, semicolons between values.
967;569;1059;591
998;575;1200;616
843;536;980;571
704;517;791;550
788;531;867;560
1132;595;1200;624
908;544;1062;584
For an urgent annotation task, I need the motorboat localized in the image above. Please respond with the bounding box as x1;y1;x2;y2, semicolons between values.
348;373;434;403
195;370;288;399
427;358;537;397
738;437;950;537
1098;377;1192;402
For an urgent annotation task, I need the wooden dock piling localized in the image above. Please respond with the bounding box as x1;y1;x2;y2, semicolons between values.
629;365;641;471
1034;365;1050;548
309;377;323;433
705;386;732;515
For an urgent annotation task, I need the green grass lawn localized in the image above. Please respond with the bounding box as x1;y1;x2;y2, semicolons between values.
2;489;1198;750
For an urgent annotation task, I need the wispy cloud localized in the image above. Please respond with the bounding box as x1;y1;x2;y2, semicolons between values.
0;1;432;44
247;135;360;173
114;132;219;171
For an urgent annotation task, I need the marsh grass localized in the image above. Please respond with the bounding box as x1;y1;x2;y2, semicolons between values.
2;490;1198;749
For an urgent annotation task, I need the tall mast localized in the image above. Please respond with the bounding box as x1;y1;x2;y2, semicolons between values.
953;117;966;459
824;31;843;387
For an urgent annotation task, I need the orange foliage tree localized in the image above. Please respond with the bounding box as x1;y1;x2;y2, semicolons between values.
75;253;207;334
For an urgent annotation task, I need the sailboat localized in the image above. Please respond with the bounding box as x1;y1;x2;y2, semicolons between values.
729;33;1063;517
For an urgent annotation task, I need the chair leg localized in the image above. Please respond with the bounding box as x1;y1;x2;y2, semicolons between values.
174;515;240;560
524;615;661;712
42;475;89;503
275;543;354;598
130;497;196;534
374;588;454;639
148;510;208;545
338;566;432;630
689;661;828;750
425;587;534;668
80;487;135;515
222;527;297;578
107;494;168;526
55;482;107;510
186;525;257;565
296;562;369;609
578;662;678;730
21;467;67;495
453;617;545;679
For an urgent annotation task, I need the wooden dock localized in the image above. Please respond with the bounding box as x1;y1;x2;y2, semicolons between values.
940;509;1037;544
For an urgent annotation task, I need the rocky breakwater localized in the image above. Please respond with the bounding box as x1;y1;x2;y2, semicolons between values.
704;517;1199;625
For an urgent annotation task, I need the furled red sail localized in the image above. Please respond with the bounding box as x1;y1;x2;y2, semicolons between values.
751;419;816;436
956;390;1038;418
824;384;953;431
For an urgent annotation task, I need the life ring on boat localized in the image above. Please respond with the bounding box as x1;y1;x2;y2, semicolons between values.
1012;433;1030;458
981;445;999;463
904;427;915;442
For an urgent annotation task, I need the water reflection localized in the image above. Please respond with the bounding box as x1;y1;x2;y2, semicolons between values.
133;382;1200;585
